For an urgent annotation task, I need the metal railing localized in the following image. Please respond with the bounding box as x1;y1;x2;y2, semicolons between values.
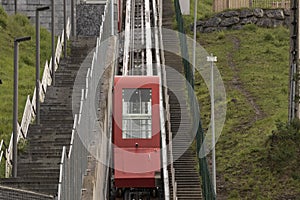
156;0;170;198
57;114;89;200
0;17;71;178
0;140;4;164
173;0;216;199
56;0;116;199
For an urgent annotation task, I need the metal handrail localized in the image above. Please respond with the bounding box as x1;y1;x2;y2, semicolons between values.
56;0;115;198
57;146;66;200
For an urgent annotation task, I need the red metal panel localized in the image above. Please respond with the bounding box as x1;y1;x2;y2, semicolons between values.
113;76;160;149
114;147;160;188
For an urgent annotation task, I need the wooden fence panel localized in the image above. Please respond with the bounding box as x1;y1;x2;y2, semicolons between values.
213;0;228;12
214;0;290;12
229;0;249;9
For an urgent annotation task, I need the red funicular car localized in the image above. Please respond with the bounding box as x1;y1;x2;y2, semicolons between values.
113;76;161;190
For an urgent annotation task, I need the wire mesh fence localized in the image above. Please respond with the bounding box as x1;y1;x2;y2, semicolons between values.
57;126;89;200
57;0;114;199
173;0;216;199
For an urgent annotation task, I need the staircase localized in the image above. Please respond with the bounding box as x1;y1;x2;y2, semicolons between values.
0;37;96;197
162;0;203;199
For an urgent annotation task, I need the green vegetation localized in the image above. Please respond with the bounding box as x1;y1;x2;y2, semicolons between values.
196;25;298;199
0;6;51;174
182;0;214;32
266;119;300;180
178;1;300;198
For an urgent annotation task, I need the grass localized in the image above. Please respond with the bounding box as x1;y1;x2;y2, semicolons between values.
0;6;51;175
182;0;214;33
176;1;299;198
195;26;300;199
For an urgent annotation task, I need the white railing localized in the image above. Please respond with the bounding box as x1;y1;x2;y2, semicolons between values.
2;18;71;178
0;140;4;163
57;0;116;199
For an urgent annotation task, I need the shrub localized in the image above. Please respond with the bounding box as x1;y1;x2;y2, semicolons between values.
217;31;225;40
266;119;300;172
264;33;275;41
242;24;257;32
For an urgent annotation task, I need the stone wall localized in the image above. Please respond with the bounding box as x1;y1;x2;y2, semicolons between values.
195;8;291;33
0;0;79;33
76;4;104;36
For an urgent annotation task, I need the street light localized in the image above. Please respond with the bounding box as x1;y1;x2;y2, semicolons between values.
13;36;31;178
193;0;198;81
207;54;217;195
14;0;17;14
71;0;75;36
52;0;55;86
64;0;67;58
36;6;50;125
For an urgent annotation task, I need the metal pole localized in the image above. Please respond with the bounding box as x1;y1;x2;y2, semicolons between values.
13;40;18;178
288;0;300;121
71;0;75;36
35;9;40;124
14;0;17;14
52;0;55;85
208;54;217;195
13;36;31;178
193;0;198;80
64;0;67;58
36;10;40;124
36;6;49;125
111;0;114;35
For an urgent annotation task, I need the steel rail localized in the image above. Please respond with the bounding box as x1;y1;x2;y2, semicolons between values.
123;0;132;75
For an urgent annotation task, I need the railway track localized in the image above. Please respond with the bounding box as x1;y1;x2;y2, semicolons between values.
112;0;168;199
114;0;202;199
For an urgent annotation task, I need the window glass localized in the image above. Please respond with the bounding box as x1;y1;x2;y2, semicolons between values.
122;88;152;139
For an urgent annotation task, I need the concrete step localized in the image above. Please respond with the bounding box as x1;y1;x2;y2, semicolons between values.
0;36;96;196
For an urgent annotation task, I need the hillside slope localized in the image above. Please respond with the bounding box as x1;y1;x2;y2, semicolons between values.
0;6;51;172
180;1;299;198
197;25;300;199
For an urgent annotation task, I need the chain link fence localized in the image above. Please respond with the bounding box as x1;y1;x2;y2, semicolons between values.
173;0;216;199
57;0;115;199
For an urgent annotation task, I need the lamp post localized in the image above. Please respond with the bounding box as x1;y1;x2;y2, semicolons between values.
207;54;217;195
193;0;198;81
111;0;114;35
13;36;31;178
14;0;17;14
64;0;67;58
71;0;75;36
52;0;55;85
36;6;50;125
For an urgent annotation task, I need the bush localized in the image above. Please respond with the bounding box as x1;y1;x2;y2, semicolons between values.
217;31;225;40
264;33;275;41
266;119;300;173
242;24;257;32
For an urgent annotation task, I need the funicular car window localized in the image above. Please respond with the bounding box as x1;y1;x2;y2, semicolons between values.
122;88;152;139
